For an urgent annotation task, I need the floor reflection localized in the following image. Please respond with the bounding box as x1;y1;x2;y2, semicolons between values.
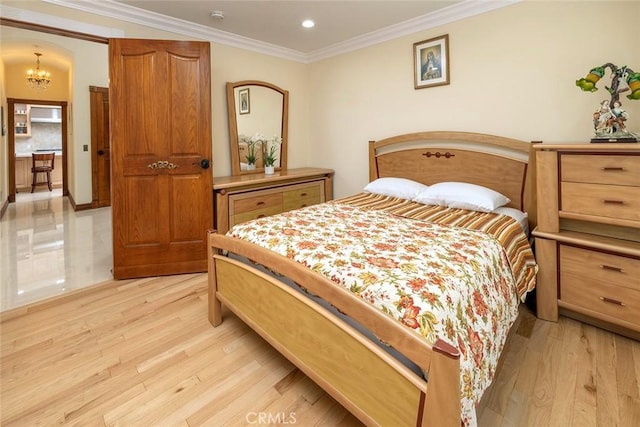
0;189;113;311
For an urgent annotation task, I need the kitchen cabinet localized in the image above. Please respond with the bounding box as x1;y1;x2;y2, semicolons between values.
15;154;63;191
14;104;31;137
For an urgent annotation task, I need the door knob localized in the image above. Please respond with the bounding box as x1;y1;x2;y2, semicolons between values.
97;150;105;155
200;159;210;169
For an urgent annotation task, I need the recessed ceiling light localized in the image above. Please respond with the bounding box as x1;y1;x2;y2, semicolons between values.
301;19;315;29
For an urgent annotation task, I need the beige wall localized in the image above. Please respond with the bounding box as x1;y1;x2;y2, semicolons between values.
1;1;639;205
0;2;309;204
1;25;109;205
210;44;309;175
5;61;69;101
308;1;640;197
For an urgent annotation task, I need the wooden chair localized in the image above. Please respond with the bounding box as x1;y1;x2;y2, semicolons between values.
31;153;55;193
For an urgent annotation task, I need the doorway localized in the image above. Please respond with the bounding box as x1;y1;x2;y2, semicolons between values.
90;86;111;208
7;98;68;203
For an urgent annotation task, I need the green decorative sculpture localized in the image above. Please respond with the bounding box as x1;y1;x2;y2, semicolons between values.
576;63;639;142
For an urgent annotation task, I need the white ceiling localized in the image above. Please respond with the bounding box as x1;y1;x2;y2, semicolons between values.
1;0;516;68
115;0;463;54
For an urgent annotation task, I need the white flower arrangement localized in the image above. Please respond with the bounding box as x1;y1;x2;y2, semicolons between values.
263;135;282;167
245;133;265;165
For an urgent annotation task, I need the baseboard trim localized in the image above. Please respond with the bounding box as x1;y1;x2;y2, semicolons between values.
0;278;118;322
67;192;93;211
0;197;8;219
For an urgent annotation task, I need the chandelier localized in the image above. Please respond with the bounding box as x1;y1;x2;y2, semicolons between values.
26;52;51;90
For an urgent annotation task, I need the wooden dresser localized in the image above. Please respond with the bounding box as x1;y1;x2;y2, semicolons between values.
533;143;640;339
213;167;334;234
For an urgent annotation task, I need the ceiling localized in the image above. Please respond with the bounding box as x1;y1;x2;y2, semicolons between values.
1;0;514;68
115;1;463;54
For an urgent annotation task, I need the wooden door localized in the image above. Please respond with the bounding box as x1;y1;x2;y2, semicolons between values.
90;86;111;208
109;39;213;279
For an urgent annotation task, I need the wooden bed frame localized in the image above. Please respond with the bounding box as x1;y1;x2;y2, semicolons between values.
207;131;538;426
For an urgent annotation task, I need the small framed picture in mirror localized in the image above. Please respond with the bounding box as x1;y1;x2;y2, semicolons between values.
239;88;250;114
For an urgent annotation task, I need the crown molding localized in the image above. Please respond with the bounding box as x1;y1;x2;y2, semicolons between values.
41;0;307;62
0;3;124;38
18;0;519;64
307;0;521;62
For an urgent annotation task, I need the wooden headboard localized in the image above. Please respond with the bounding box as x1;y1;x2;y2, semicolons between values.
368;131;538;227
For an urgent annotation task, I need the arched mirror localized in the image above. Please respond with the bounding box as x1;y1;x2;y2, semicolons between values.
226;80;289;176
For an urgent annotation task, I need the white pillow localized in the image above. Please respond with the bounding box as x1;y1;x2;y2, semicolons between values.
493;206;529;235
413;182;510;213
364;178;429;200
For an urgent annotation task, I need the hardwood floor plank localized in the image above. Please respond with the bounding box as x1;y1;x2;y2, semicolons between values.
187;355;294;426
572;324;597;427
526;327;562;426
500;389;530;427
291;393;344;426
105;374;202;426
1;330;91;376
548;317;581;426
481;333;528;415
2;273;639;427
318;396;363;426
513;325;543;398
595;327;619;426
477;406;503;427
618;395;640;427
2;363;113;425
616;334;640;400
633;342;640;398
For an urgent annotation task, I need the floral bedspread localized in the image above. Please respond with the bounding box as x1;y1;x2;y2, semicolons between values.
227;198;536;426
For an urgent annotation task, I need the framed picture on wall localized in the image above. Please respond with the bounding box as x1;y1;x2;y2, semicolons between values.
414;34;450;89
238;88;250;114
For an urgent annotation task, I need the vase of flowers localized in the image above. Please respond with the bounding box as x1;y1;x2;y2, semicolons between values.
263;135;282;175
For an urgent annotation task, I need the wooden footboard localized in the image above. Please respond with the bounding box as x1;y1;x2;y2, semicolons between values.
207;231;461;426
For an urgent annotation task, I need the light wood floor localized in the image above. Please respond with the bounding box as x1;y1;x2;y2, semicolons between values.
1;273;639;426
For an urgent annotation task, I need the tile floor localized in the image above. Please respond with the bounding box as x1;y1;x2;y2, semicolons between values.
0;189;113;311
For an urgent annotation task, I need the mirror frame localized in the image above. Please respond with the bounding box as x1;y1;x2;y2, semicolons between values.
226;80;289;176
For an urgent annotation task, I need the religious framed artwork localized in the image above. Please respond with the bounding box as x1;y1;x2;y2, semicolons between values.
414;34;450;89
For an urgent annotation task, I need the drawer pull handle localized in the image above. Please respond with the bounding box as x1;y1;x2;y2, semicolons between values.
300;192;307;197
600;264;624;273
599;296;625;307
256;201;265;206
423;151;455;159
602;199;625;205
600;167;626;171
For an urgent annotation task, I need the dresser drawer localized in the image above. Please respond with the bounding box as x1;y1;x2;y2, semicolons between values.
561;154;640;186
214;168;333;235
283;183;322;211
228;180;325;228
561;272;640;327
283;183;322;203
233;205;283;226
561;182;640;222
229;189;284;228
560;245;640;291
232;192;282;214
